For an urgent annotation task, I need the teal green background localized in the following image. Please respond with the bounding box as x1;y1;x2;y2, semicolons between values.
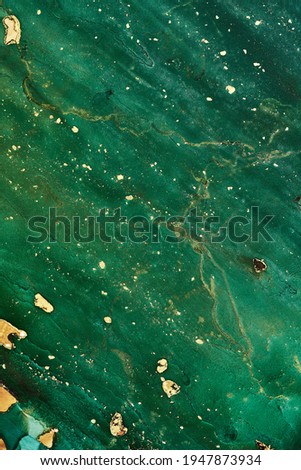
0;0;301;450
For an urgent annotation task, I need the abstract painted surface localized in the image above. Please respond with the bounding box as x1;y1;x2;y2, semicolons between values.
0;0;301;450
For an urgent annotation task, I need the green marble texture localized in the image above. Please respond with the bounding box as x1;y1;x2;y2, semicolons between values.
0;0;301;450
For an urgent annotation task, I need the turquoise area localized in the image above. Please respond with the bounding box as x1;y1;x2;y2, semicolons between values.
0;0;301;450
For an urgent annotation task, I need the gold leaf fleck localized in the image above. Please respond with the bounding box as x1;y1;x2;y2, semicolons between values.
156;358;168;374
0;319;27;350
38;428;58;448
2;15;21;46
34;293;54;313
110;412;128;437
161;378;181;398
0;385;17;412
0;438;6;450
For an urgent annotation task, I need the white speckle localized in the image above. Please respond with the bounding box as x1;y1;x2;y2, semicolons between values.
126;23;130;29
253;62;261;67
55;118;61;124
48;355;55;360
37;9;42;15
273;163;279;167
99;261;106;269
220;50;227;56
226;85;236;94
201;38;209;44
243;49;247;54
227;186;233;190
72;126;79;133
117;174;124;181
104;316;112;324
125;195;134;200
206;97;213;102
255;20;262;26
91;419;96;424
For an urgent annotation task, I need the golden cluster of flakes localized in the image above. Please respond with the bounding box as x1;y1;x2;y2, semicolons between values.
38;428;58;449
2;15;21;45
0;438;6;450
0;319;27;350
110;412;128;437
34;293;54;313
0;385;17;412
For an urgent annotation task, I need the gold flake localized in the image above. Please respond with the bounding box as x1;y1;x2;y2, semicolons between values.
256;439;272;450
161;378;181;398
110;412;128;437
156;358;168;374
226;85;236;94
38;428;58;448
0;385;17;412
253;258;267;273
0;319;27;350
2;16;21;45
196;338;204;345
34;293;54;313
0;438;6;450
